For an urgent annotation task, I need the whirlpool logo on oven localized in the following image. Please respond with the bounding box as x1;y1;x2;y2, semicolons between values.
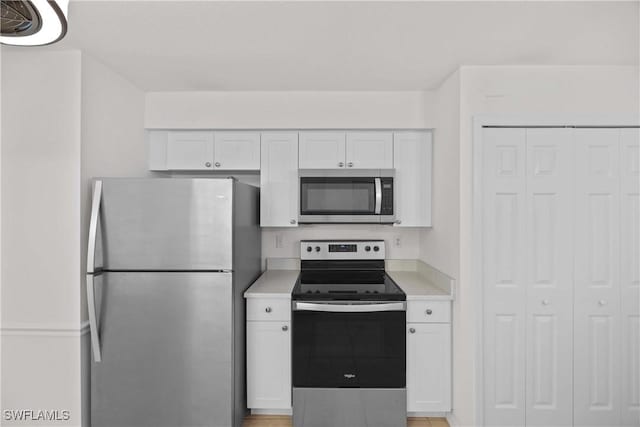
343;373;356;379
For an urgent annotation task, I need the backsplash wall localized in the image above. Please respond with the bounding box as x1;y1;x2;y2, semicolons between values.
262;224;421;261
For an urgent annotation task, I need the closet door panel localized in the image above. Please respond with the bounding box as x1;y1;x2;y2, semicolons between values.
573;129;622;427
524;129;574;426
620;128;640;426
482;128;527;427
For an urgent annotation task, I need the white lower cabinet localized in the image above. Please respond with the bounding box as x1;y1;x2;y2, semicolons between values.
246;299;291;410
407;322;452;412
406;300;452;413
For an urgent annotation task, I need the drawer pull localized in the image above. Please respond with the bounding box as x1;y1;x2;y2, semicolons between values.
282;325;288;331
265;307;272;313
409;328;416;334
598;300;607;306
425;309;433;315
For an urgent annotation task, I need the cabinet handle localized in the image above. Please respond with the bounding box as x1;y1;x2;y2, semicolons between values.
290;219;296;224
338;162;344;167
205;162;212;168
598;300;607;306
282;325;288;331
265;307;272;313
215;162;221;168
409;328;416;334
425;309;433;315
347;162;354;167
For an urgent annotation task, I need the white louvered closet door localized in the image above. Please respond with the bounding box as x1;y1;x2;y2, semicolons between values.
620;129;640;427
483;128;574;427
524;129;574;427
483;128;528;427
573;129;622;426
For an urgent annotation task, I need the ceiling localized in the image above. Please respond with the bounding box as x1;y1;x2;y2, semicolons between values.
45;1;640;91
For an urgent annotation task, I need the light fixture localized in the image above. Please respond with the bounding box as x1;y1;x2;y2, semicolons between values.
1;0;68;46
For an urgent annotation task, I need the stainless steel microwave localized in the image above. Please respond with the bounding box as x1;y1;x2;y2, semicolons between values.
298;169;395;224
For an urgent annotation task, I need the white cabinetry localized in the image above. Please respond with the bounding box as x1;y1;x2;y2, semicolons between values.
481;127;640;427
299;131;346;169
246;297;291;411
299;131;392;169
213;131;260;170
148;130;260;171
166;131;214;170
260;132;299;227
393;131;432;227
407;300;451;413
346;131;393;168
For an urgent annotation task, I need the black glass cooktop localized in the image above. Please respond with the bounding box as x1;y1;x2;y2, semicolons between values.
291;260;406;301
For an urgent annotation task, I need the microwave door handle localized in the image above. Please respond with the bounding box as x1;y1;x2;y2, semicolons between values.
293;302;406;312
374;178;382;214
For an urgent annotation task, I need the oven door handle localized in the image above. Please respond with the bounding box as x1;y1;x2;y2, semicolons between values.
293;301;406;312
374;177;382;214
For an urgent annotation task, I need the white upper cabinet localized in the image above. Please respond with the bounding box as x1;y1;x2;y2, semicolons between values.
346;132;393;169
213;131;260;170
299;131;393;169
299;131;346;169
165;131;215;170
148;130;260;171
393;131;432;227
261;132;299;227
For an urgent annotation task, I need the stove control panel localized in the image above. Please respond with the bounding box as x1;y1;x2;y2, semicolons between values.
301;240;385;260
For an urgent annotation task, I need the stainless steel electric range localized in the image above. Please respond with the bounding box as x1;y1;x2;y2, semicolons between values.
291;240;407;427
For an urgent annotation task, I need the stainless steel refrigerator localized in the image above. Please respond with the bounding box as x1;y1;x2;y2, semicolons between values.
86;178;261;427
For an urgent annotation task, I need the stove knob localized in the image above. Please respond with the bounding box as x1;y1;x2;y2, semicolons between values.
365;246;371;252
373;246;380;252
306;290;312;294
374;290;379;294
315;246;321;252
306;246;312;252
365;290;370;293
315;290;321;294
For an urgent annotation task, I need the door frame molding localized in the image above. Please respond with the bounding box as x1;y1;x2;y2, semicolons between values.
471;113;640;425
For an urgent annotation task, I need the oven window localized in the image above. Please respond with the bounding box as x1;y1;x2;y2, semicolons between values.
293;310;406;388
300;178;375;215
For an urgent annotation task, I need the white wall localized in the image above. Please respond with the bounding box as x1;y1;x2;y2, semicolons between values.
450;65;640;427
145;91;434;129
419;70;460;276
263;225;421;261
80;53;148;319
1;49;83;426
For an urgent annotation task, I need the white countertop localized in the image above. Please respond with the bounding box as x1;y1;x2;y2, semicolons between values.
244;258;454;301
243;269;299;299
386;271;452;300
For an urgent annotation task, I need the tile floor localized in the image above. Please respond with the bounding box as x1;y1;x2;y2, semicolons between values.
242;415;449;427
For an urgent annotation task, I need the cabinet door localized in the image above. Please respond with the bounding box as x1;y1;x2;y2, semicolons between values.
620;129;640;427
247;321;291;409
346;131;393;169
299;131;346;169
213;131;260;170
260;132;299;227
393;131;432;227
482;128;527;427
407;323;451;412
524;129;574;427
574;129;622;427
166;131;214;170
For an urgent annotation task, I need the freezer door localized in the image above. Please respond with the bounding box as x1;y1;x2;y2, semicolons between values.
91;272;234;427
98;178;233;271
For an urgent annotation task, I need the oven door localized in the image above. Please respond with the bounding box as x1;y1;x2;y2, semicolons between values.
292;301;406;389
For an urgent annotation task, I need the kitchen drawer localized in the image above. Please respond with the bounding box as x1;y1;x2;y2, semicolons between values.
407;300;451;323
247;298;291;321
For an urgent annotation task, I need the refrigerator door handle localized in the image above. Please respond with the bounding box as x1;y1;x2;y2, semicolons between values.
87;180;102;274
86;273;102;362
